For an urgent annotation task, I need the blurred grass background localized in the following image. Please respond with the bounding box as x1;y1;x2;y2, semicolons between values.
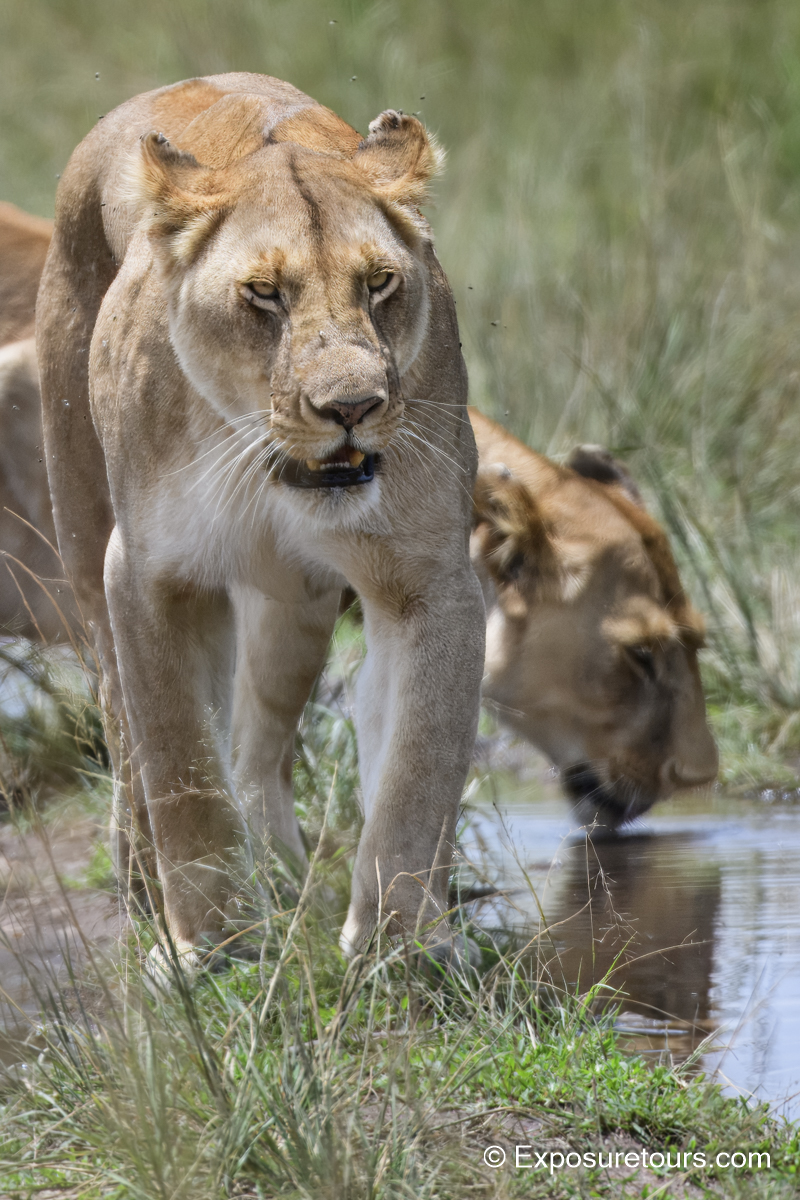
2;0;800;784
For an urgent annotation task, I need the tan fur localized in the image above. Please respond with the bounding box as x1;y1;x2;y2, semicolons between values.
0;338;81;642
0;202;79;643
470;408;717;828
0;202;53;348
36;74;485;963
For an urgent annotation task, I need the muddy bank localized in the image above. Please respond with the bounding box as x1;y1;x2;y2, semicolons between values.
0;806;119;1062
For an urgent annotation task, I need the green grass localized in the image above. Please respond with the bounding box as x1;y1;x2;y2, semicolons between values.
0;666;797;1197
0;640;108;811
0;693;798;1198
1;824;799;1199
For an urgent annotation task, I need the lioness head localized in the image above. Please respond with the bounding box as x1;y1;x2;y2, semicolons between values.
130;105;443;493
470;413;718;831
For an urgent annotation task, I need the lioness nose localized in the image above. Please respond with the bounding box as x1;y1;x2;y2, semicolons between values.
318;396;384;429
661;757;717;789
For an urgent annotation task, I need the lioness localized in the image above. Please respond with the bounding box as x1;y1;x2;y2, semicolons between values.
0;205;74;642
0;323;714;834
0;336;73;643
471;409;717;828
0;201;52;347
36;75;486;964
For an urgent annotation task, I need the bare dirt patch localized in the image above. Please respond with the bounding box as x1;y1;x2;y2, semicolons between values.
0;807;119;1060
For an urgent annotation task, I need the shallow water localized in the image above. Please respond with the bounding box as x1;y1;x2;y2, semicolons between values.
460;771;800;1118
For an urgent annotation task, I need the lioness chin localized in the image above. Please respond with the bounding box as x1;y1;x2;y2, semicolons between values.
36;75;485;965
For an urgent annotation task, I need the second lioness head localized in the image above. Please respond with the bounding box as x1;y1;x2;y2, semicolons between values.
131;110;442;485
470;414;718;831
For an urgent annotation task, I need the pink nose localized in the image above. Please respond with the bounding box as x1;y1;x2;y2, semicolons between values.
318;396;384;429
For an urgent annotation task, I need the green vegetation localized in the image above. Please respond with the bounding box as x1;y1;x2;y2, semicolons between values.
0;691;798;1198
0;641;106;811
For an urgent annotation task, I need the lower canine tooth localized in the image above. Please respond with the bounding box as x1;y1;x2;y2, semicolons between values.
306;459;321;471
348;450;365;467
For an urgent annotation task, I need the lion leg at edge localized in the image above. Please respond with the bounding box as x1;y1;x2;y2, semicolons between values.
36;206;153;908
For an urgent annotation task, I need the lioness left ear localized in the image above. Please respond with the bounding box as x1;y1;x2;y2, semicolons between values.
133;132;231;262
353;111;444;208
566;444;644;508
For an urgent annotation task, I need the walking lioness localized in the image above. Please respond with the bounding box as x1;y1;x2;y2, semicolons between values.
36;75;485;964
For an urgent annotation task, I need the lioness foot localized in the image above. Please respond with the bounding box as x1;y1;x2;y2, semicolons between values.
414;931;482;976
340;913;481;975
144;930;261;992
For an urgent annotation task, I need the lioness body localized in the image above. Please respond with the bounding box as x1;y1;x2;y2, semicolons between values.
471;408;717;826
6;171;714;846
37;75;485;958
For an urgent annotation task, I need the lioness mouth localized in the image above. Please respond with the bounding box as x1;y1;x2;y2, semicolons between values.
281;449;379;490
562;763;633;831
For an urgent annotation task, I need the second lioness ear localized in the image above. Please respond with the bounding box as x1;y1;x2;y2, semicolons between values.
472;465;558;613
353;110;444;208
133;132;231;262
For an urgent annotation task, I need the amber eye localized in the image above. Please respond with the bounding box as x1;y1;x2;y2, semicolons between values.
367;270;392;291
248;280;279;300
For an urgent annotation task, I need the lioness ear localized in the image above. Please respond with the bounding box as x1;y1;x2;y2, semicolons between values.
133;132;231;262
472;464;557;615
353;111;444;208
566;444;644;507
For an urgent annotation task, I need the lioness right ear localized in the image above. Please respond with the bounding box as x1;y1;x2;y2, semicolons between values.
472;465;557;613
353;111;444;209
133;132;231;262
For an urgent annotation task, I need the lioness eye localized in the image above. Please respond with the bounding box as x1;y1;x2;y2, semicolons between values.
625;645;657;681
367;270;392;291
248;281;279;300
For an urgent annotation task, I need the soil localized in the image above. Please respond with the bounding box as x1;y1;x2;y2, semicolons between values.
0;805;119;1063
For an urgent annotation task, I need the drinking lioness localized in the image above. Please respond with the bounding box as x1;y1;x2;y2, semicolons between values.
471;408;717;829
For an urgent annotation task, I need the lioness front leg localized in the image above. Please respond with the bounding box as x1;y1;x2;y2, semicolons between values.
230;585;341;871
104;534;245;952
341;572;485;957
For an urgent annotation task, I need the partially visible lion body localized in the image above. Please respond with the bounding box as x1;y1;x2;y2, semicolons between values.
0;202;52;346
470;408;717;826
36;74;486;962
0;315;715;829
0;337;72;642
0;204;79;643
